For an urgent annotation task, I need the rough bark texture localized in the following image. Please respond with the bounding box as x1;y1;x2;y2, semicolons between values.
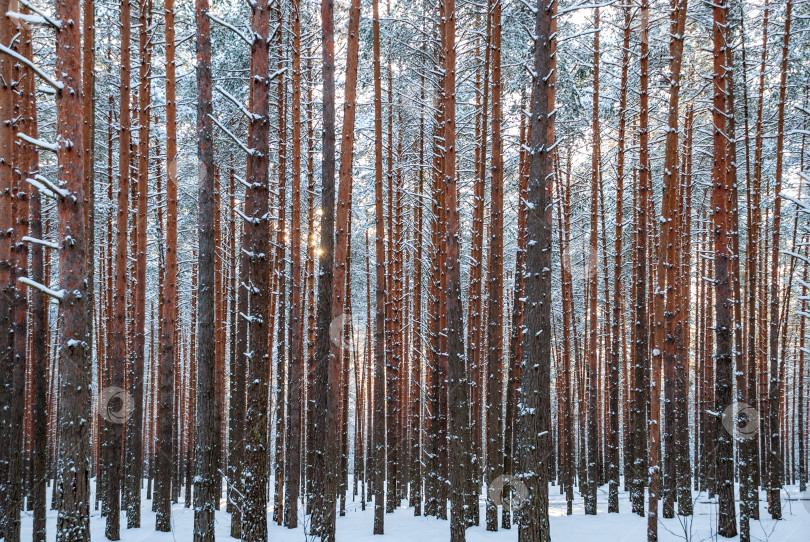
312;0;339;537
711;0;737;535
517;0;554;540
485;0;504;531
54;1;91;539
0;0;12;532
285;0;303;529
440;0;472;539
631;0;650;518
659;0;688;522
767;0;791;520
372;0;386;533
194;0;217;538
585;7;600;516
241;3;273;541
107;0;131;536
156;0;178;530
128;0;151;526
608;3;631;514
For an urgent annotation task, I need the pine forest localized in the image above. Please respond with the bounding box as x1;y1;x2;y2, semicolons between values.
0;0;809;541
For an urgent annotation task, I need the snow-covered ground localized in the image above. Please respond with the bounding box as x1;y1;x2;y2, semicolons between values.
20;481;810;541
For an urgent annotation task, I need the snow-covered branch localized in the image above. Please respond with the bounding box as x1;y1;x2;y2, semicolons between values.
18;0;62;28
781;250;810;265
205;12;252;46
28;174;68;198
0;44;63;90
215;85;255;120
779;191;810;214
26;177;60;200
6;11;51;27
18;277;65;301
208;114;257;156
234;174;252;190
22;236;59;250
18;132;58;152
235;208;261;225
239;312;263;324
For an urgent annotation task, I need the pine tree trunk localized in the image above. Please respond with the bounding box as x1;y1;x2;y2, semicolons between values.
54;0;91;538
372;0;386;532
156;0;178;528
517;0;554;539
240;4;272;540
410;92;425;515
128;0;151;526
332;0;362;520
82;1;96;500
28;56;47;539
439;0;471;539
608;3;631;514
767;0;791;520
660;0;688;521
312;0;339;536
485;0;504;531
711;0;737;534
468;7;491;524
585;7;600;516
5;15;34;539
106;1;132;536
631;0;650;518
193;0;217;538
0;0;12;531
285;0;304;529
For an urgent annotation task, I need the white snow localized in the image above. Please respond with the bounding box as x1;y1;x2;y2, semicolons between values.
19;479;810;541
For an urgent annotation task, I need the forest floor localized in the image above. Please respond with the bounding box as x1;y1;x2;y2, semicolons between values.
20;480;810;541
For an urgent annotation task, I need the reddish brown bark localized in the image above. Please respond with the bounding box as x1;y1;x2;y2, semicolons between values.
659;0;688;520
372;0;386;532
332;0;362;363
54;0;91;538
156;0;178;530
467;7;490;510
240;2;273;541
631;0;650;518
6;13;34;538
712;0;737;535
439;0;472;537
128;0;152;525
518;0;554;538
106;0;132;536
285;0;304;528
767;0;792;520
485;0;504;531
193;0;217;537
585;7;600;516
312;0;339;536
